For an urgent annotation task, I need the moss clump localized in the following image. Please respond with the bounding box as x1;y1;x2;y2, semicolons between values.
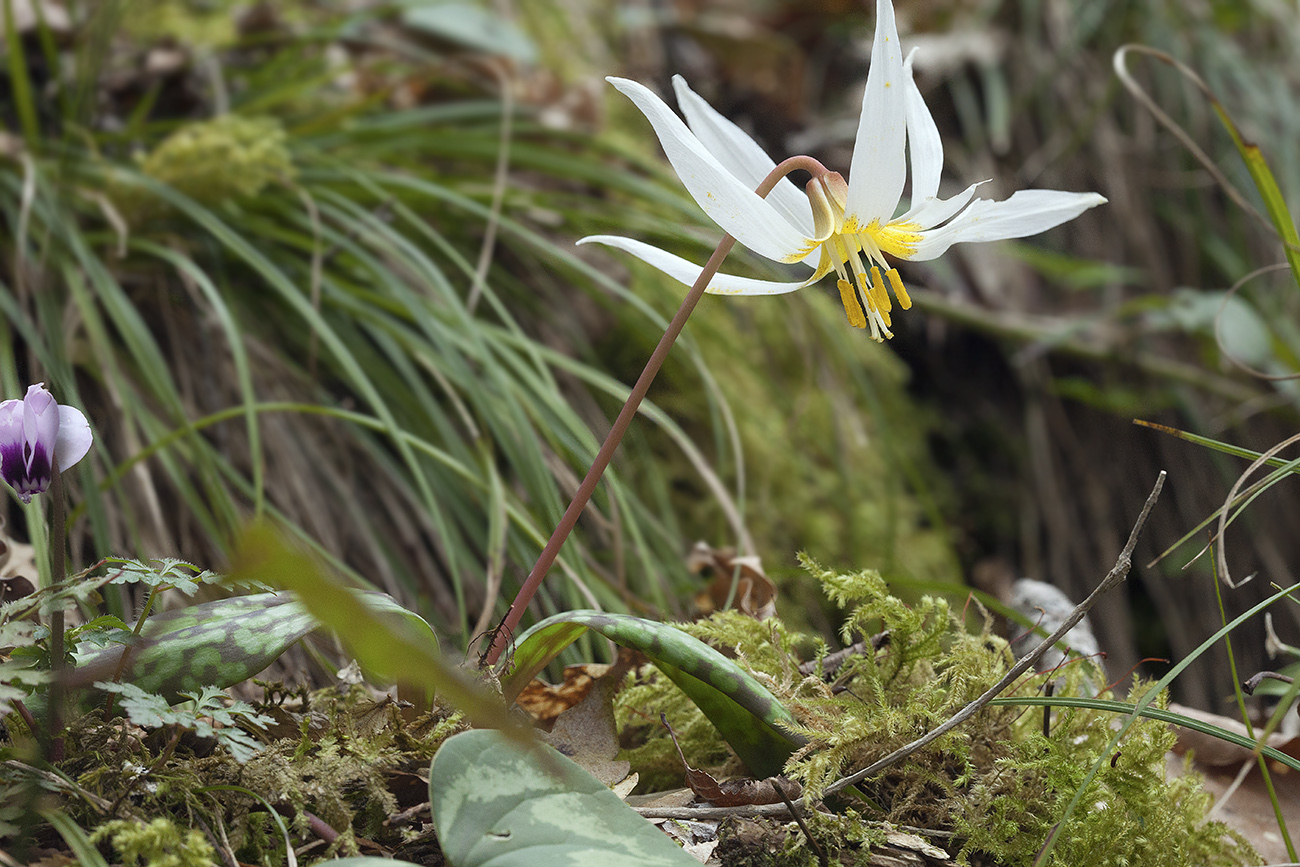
616;556;1254;866
115;114;295;223
90;817;217;867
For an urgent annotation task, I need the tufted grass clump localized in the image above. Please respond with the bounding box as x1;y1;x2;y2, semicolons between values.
616;556;1253;866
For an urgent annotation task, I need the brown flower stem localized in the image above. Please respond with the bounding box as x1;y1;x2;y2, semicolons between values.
482;155;828;669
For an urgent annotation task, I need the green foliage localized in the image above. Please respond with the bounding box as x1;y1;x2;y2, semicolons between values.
505;609;805;776
958;690;1251;867
74;591;318;702
136;115;294;209
616;559;1251;866
430;728;699;867
89;817;217;867
96;682;274;763
104;558;225;595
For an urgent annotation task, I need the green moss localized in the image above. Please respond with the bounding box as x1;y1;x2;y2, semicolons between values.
89;817;217;867
114;115;296;223
616;558;1254;866
144;115;294;200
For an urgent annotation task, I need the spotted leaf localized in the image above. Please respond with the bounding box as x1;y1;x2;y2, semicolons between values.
74;589;427;703
502;610;805;777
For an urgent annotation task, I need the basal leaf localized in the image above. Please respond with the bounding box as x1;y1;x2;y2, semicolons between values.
502;611;805;777
431;729;698;867
74;592;315;701
73;586;433;704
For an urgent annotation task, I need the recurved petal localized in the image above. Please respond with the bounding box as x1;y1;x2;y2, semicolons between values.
845;0;908;226
909;189;1108;261
55;405;92;471
606;77;812;263
902;50;944;205
671;76;815;238
898;180;984;229
578;235;811;295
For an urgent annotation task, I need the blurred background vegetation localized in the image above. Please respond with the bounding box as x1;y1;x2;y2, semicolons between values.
2;0;1299;713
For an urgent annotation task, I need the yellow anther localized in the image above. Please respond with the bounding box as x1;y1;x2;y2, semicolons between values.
869;267;892;314
836;279;867;329
887;268;911;309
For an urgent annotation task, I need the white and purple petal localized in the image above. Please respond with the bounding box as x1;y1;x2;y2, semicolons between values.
55;404;93;472
0;383;93;502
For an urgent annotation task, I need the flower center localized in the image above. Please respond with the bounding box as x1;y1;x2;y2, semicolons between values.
807;172;919;341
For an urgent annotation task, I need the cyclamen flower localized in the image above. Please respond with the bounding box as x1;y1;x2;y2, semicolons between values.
579;0;1106;340
0;383;93;503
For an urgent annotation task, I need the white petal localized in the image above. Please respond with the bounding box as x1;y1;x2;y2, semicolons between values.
55;405;93;471
606;77;812;263
898;180;984;229
671;76;816;238
845;0;908;225
909;189;1108;260
578;235;810;296
902;50;944;205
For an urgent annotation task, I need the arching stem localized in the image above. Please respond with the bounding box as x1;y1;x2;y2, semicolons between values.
481;155;828;669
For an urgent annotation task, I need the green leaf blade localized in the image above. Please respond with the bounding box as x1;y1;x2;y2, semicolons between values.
504;610;806;776
431;729;698;867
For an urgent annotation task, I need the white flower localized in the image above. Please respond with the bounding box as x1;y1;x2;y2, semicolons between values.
579;0;1106;340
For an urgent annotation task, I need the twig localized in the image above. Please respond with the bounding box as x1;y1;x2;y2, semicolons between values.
778;781;827;867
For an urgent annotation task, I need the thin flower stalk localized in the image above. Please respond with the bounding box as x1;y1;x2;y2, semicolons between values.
481;155;829;669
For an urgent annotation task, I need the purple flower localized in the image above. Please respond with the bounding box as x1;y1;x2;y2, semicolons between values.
0;383;93;503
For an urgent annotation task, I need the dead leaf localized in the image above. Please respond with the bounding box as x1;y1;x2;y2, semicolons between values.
689;541;777;620
662;712;801;806
515;662;607;725
538;659;633;787
0;517;38;585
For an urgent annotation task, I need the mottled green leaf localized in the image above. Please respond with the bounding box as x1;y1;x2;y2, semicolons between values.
73;588;430;704
431;729;698;867
502;611;805;777
74;592;314;702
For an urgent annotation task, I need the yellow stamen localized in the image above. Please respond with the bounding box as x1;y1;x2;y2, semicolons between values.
860;270;891;327
887;268;911;309
870;267;892;315
836;279;867;329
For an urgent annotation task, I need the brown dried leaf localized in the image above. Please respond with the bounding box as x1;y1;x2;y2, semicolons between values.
515;662;608;726
662;711;800;806
689;541;777;620
538;659;633;787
